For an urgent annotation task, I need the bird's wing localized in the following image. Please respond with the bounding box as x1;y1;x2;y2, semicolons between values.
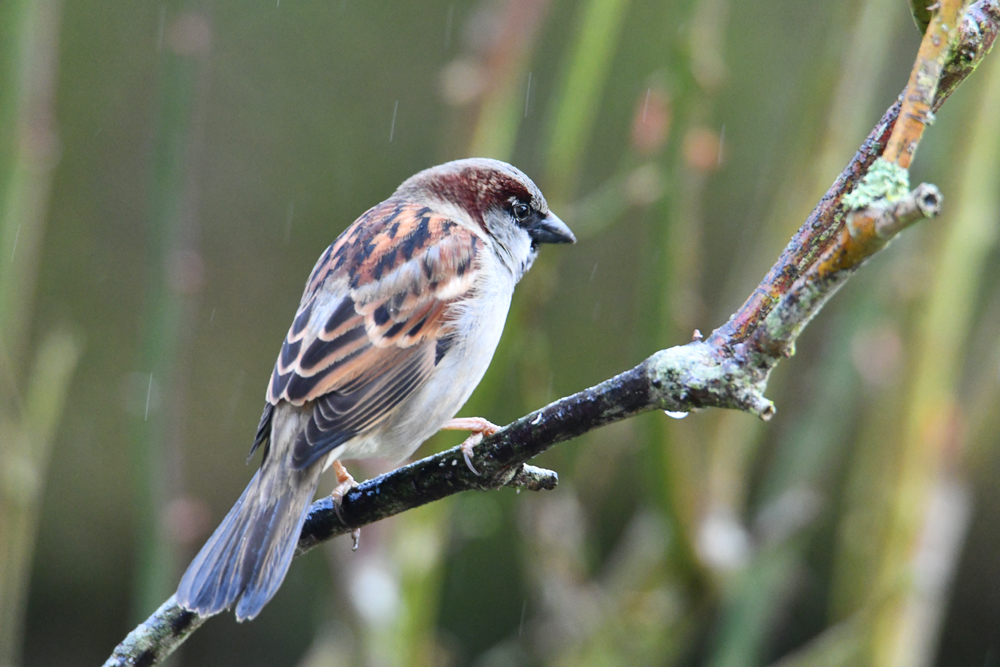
257;200;482;469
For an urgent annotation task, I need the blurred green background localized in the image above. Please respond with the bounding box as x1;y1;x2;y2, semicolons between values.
2;0;1000;665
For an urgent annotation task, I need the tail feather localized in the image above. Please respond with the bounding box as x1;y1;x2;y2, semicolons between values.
176;461;322;621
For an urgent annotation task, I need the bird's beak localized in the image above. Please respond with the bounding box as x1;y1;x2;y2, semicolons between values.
527;212;576;245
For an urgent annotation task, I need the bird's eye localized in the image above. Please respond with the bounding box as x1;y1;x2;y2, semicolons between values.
513;202;532;222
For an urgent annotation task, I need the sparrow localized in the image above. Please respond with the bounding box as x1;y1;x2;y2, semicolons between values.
176;158;575;621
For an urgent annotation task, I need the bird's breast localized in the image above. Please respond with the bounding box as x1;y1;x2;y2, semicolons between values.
340;267;514;463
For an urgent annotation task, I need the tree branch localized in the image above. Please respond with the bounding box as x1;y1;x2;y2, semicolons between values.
102;2;999;664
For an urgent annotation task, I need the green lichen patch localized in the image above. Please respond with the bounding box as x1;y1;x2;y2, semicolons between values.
842;158;911;209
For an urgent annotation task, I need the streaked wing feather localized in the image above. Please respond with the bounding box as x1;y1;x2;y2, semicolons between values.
247;402;274;462
264;201;481;469
292;346;435;468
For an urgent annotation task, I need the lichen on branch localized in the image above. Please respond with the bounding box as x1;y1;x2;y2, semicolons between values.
841;158;911;209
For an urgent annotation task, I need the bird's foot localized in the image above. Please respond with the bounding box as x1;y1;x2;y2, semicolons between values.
330;460;361;550
440;417;501;476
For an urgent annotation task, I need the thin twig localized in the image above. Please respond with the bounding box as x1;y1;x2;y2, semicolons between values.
708;0;998;347
884;0;965;168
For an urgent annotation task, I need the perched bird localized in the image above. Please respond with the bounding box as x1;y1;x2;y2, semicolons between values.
176;158;575;621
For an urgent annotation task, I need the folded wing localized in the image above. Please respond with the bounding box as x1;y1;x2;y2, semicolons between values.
261;201;482;469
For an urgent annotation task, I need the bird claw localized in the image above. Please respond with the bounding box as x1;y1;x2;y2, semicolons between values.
460;433;483;476
330;461;360;548
441;417;501;477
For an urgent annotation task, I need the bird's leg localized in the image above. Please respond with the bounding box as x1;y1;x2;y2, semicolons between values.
440;417;501;476
330;460;361;550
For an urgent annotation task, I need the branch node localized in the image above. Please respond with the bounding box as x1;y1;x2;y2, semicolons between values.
470;461;558;492
506;464;559;491
755;398;777;422
858;182;943;241
732;381;776;421
912;182;944;218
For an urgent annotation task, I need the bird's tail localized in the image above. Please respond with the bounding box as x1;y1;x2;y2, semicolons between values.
176;459;322;621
